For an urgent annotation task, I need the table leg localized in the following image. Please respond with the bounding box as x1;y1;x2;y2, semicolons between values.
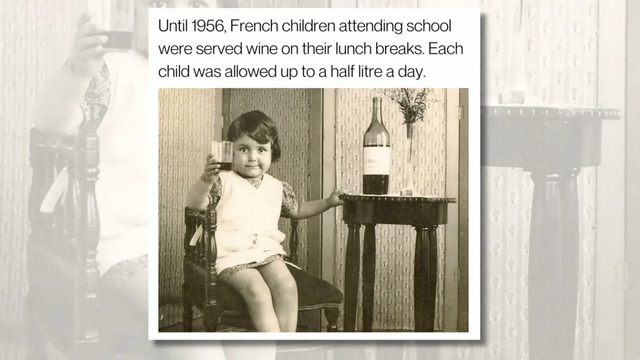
362;224;376;332
414;225;437;332
529;171;580;360
344;223;361;332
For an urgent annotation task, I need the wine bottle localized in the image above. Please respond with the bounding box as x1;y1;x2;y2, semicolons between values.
363;97;391;195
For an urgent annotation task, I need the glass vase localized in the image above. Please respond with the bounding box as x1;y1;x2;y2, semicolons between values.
400;123;417;196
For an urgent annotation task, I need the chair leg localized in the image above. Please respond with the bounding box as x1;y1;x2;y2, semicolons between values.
324;307;339;332
202;304;220;332
182;284;193;332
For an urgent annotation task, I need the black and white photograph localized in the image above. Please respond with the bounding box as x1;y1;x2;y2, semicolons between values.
154;88;474;339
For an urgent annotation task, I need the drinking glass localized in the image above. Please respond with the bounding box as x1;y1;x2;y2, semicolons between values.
219;141;233;170
211;141;233;171
90;0;134;51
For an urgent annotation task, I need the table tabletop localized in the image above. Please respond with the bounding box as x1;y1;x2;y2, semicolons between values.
481;105;621;120
340;194;456;227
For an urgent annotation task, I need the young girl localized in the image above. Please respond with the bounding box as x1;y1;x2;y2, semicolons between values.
186;110;345;332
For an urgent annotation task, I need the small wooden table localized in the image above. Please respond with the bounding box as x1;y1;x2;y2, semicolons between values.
340;194;456;332
482;106;620;359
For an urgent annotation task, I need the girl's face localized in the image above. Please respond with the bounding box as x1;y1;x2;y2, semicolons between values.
232;133;273;180
134;0;218;54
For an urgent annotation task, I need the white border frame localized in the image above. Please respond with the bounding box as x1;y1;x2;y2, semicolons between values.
148;7;481;341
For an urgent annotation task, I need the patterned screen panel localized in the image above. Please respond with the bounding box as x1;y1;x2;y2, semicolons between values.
158;88;219;328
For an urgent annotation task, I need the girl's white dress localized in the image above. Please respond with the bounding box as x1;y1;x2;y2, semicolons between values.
94;51;149;275
214;171;288;274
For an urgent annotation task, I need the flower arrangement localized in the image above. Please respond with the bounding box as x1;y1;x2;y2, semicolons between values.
385;88;438;196
385;88;438;138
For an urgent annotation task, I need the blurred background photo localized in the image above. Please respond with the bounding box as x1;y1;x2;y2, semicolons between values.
1;0;637;359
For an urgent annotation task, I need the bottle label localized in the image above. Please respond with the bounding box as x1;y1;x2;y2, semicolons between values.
363;147;391;175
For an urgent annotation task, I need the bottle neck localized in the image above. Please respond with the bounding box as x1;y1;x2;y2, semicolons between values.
371;97;383;124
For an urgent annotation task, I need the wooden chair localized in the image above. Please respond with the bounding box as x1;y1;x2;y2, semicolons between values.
182;204;343;332
27;121;104;359
27;104;151;359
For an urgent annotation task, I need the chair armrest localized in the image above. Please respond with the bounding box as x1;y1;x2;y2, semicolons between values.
28;127;100;254
183;203;220;314
183;207;218;269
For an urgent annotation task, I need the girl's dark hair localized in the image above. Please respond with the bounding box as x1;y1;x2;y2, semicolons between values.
227;110;281;162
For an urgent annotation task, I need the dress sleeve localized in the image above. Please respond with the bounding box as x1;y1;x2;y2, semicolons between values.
207;176;223;208
280;181;298;218
79;62;111;132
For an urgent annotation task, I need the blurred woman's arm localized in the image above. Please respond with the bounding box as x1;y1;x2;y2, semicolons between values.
34;14;108;135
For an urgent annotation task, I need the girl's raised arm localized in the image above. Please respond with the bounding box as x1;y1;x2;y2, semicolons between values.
186;154;221;210
34;14;108;135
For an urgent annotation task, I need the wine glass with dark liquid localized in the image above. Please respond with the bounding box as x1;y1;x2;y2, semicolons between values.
219;141;233;170
100;30;133;51
211;141;233;171
90;0;133;51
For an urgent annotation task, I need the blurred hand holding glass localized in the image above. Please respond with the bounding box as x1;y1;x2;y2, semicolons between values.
88;0;134;51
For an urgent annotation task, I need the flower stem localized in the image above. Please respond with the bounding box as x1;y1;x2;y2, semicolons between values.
406;123;414;163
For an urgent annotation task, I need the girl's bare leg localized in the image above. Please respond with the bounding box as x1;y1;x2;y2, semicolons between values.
258;260;298;332
225;268;280;332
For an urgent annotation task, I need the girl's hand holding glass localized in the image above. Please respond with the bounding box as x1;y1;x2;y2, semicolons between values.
201;154;222;184
202;141;233;184
69;14;109;79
